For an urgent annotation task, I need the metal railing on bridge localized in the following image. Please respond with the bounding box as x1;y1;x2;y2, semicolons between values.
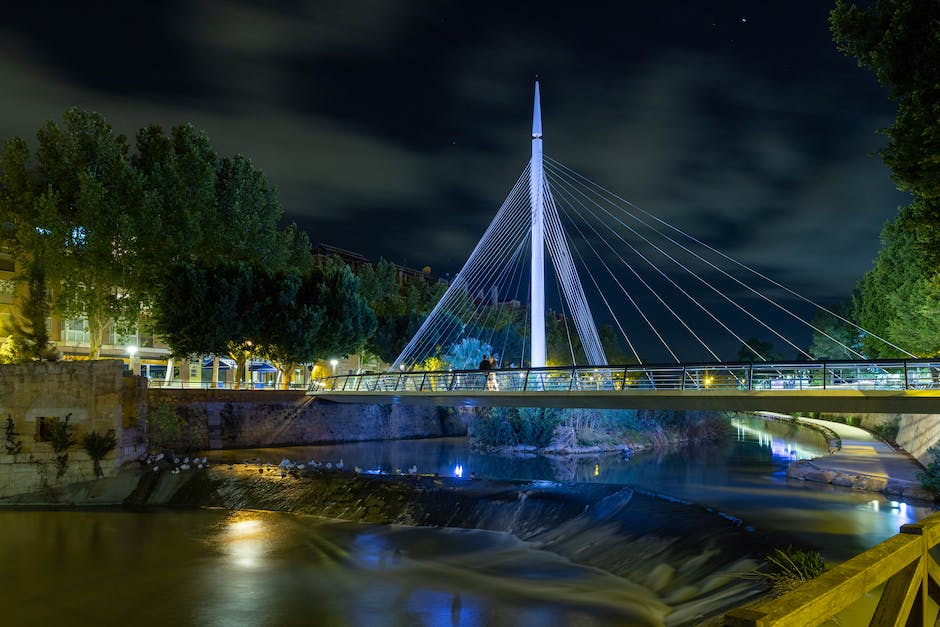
311;359;940;394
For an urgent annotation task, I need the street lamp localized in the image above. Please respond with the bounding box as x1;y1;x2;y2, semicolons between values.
330;359;338;377
127;345;138;374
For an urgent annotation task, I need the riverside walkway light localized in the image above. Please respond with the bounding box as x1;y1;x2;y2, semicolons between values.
330;359;338;377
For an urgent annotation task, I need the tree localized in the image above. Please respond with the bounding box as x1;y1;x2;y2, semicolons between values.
253;270;323;389
831;0;940;202
211;155;312;274
356;258;445;364
82;429;116;479
0;108;140;358
546;314;584;366
736;337;781;362
809;303;863;359
832;1;940;357
306;260;376;364
598;323;634;365
445;337;493;370
148;261;252;360
2;261;57;362
130;123;219;306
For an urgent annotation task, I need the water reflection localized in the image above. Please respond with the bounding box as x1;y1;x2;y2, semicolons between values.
0;509;671;626
206;415;935;561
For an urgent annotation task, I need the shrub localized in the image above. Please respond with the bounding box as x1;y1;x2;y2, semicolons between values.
146;404;183;454
872;417;900;443
918;443;940;494
469;407;560;449
762;546;826;596
48;414;76;478
83;429;117;478
4;415;22;455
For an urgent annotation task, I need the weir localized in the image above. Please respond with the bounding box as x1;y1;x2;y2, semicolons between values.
150;465;773;625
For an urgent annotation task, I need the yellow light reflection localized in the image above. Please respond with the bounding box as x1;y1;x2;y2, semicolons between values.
594;464;600;477
223;513;267;569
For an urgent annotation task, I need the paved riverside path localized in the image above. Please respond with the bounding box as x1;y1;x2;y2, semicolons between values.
782;415;933;501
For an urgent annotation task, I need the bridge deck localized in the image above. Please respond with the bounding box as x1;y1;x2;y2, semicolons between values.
309;360;940;413
310;388;940;413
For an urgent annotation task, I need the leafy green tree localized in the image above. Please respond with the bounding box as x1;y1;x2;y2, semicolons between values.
49;414;76;478
306;260;376;364
253;270;324;389
148;261;253;360
809;303;863;359
211;155;312;274
82;429;116;478
599;323;634;365
4;416;22;455
832;2;940;357
130;124;219;305
737;337;782;362
0;108;139;358
2;261;57;362
356;258;445;364
546;314;584;366
831;0;940;202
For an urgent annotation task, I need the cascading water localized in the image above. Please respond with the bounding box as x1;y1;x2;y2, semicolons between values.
141;464;777;625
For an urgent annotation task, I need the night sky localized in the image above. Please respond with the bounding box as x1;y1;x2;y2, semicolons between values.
0;2;909;357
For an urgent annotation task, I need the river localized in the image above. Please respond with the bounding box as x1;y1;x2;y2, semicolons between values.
0;415;933;626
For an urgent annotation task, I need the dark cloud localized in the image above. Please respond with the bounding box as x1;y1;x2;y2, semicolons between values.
0;1;908;358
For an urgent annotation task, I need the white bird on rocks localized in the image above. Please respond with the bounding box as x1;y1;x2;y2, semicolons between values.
354;466;363;474
409;465;418;474
336;459;344;470
325;462;333;470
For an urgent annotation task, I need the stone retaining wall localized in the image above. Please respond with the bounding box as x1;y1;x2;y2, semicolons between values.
148;390;469;450
0;360;146;498
0;364;469;498
895;414;940;466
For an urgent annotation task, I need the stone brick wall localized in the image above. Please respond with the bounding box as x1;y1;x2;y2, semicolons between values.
0;360;145;498
817;411;940;466
896;414;940;466
147;389;468;451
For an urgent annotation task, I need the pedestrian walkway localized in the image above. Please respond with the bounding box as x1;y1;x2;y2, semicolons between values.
761;413;933;501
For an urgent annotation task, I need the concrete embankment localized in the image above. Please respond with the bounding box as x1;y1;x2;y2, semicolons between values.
781;415;934;501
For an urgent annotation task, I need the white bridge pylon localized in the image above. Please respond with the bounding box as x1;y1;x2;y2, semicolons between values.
392;82;607;371
390;83;915;373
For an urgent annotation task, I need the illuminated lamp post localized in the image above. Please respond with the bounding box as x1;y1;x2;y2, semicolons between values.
127;345;138;375
330;359;338;377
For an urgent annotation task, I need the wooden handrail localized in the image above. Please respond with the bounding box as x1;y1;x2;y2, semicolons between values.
725;511;940;626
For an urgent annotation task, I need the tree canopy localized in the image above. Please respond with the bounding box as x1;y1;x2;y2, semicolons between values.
831;1;940;357
0;108;314;360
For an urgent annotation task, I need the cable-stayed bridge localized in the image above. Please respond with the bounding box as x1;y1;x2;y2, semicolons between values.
310;360;940;414
310;83;939;412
